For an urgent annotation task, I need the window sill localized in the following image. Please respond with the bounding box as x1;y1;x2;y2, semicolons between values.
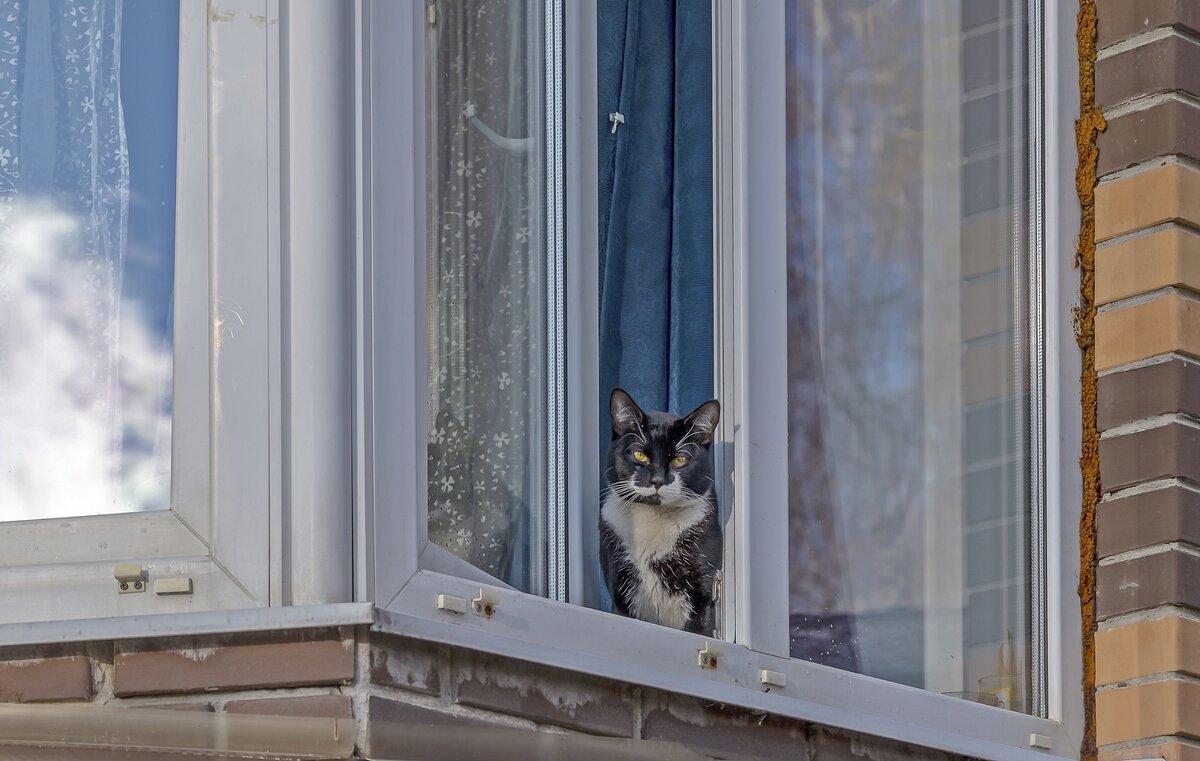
379;571;1076;761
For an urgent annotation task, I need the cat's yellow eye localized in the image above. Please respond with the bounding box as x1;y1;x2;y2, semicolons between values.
670;454;688;468
631;449;650;464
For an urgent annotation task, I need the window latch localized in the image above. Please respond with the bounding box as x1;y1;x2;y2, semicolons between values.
114;563;146;594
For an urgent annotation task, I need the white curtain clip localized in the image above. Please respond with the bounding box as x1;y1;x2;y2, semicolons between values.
609;111;625;134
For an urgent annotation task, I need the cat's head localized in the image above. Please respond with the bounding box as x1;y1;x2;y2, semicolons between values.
606;388;720;507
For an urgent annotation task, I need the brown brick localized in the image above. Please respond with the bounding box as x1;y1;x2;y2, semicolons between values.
1101;741;1200;761
1099;484;1200;557
453;652;636;737
1096;294;1200;371
1097;227;1200;307
810;726;956;761
225;694;352;719
1096;679;1200;745
1100;100;1200;176
1099;421;1200;492
1097;548;1200;619
641;691;807;761
1099;357;1200;429
369;633;443;696
1097;34;1200;108
368;695;501;729
1098;0;1200;47
367;697;683;761
0;656;92;703
1095;163;1200;243
113;630;353;697
1096;616;1200;685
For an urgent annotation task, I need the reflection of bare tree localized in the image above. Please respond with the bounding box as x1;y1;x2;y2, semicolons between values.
786;0;929;674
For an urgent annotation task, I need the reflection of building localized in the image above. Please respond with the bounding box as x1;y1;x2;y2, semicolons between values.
785;1;1031;698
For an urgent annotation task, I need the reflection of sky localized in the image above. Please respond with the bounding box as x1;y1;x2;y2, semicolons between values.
123;0;179;340
0;0;179;521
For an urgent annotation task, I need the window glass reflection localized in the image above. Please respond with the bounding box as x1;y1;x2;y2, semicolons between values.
0;0;179;520
785;0;1033;711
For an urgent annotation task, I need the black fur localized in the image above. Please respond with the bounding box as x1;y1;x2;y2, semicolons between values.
599;388;722;635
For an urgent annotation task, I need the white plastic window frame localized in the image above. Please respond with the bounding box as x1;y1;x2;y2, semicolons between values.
0;0;355;628
363;2;1083;759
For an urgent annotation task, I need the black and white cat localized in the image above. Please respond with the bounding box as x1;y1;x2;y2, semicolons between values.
600;388;722;635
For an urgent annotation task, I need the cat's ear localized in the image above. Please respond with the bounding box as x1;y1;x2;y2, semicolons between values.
682;399;721;446
610;387;645;438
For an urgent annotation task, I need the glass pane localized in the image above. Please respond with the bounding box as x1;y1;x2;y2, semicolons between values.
785;1;1034;712
0;0;179;521
425;0;548;594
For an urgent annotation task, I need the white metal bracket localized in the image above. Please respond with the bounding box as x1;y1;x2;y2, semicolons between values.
698;641;724;670
472;588;499;619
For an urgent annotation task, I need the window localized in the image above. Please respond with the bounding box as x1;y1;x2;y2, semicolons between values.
0;1;288;623
783;0;1040;713
366;0;1081;756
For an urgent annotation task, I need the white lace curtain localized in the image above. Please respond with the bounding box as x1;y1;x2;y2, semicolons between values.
425;0;546;591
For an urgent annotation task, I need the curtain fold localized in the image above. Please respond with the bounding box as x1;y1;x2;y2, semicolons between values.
596;0;713;612
597;0;713;420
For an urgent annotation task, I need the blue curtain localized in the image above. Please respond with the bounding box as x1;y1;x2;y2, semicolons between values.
598;0;713;420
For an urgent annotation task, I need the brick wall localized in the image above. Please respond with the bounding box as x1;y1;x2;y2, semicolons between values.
1092;1;1200;759
0;627;961;761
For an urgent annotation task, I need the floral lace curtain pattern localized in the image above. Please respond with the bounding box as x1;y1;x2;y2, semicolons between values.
0;0;172;519
425;0;547;593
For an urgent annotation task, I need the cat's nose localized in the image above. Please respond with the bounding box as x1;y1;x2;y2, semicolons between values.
650;474;667;489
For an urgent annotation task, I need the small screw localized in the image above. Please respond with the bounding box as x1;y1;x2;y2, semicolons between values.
133;581;143;591
119;581;129;591
483;604;494;617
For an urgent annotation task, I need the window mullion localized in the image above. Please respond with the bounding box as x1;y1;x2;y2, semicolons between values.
715;0;791;659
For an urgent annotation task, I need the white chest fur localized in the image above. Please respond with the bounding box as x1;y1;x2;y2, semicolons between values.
602;492;709;629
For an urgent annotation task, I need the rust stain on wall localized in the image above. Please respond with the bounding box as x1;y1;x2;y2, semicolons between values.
1074;1;1104;759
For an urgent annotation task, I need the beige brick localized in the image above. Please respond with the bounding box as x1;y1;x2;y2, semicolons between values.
961;275;1012;342
1097;616;1200;685
1101;741;1200;761
961;210;1016;279
1096;163;1200;242
963;339;1023;404
1098;227;1200;305
114;630;353;697
0;656;92;703
225;694;352;719
1096;679;1200;745
1096;293;1200;370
